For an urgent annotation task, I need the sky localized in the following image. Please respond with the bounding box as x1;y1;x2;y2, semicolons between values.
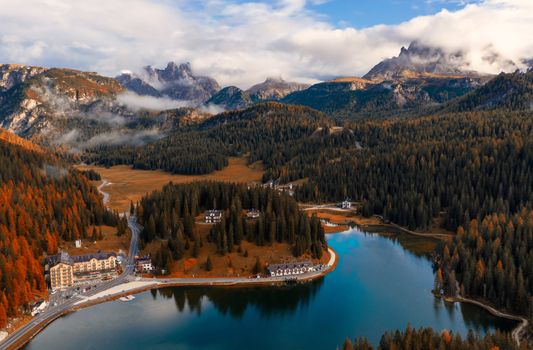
0;0;531;88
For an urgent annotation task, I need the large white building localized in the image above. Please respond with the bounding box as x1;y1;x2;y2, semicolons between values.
47;252;118;290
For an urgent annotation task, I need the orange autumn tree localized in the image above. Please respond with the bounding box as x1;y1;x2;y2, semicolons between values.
0;131;119;327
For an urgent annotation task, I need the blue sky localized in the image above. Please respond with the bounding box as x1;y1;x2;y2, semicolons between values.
223;0;482;28
308;0;481;27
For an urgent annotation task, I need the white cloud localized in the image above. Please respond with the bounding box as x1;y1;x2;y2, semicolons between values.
116;91;193;111
0;0;531;88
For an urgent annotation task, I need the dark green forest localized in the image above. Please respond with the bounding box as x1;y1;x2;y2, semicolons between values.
135;182;326;272
87;103;331;175
295;111;533;233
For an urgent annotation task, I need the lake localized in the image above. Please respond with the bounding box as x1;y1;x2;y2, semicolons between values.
24;228;515;350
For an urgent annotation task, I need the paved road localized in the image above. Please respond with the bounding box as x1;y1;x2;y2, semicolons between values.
0;217;140;350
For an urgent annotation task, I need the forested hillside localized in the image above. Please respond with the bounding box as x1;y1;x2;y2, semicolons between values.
295;111;533;232
89;102;332;175
341;326;517;350
89;101;533;235
0;130;117;327
136;182;326;272
435;210;533;318
442;70;533;112
281;76;483;120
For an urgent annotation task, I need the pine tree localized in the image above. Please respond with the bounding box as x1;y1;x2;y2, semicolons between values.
205;256;213;271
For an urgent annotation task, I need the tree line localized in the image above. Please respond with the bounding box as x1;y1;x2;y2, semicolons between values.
341;325;518;350
87;103;533;235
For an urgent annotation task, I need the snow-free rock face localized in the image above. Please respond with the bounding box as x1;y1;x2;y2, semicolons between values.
363;41;489;82
246;77;309;101
0;64;46;90
0;65;124;136
0;63;220;153
116;62;220;103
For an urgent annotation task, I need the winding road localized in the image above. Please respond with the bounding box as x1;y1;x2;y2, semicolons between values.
97;179;110;205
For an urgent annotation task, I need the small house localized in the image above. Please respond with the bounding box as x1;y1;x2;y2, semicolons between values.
246;209;260;220
205;210;223;224
135;257;154;273
341;199;351;209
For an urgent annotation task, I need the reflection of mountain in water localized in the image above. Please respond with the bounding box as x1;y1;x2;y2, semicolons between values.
151;278;325;319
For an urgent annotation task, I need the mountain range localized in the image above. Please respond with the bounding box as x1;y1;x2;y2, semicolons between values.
1;41;532;151
116;62;220;104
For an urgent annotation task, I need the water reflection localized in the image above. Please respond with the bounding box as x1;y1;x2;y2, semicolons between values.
152;278;325;319
24;228;516;350
353;224;438;257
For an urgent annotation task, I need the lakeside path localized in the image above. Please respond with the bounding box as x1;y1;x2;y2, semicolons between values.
444;295;529;346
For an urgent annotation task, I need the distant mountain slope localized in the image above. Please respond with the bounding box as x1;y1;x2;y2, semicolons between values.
0;64;221;153
282;75;485;120
204;78;309;111
0;64;124;137
246;77;308;101
281;42;492;120
363;41;493;81
87;102;333;175
441;70;533;112
116;62;220;103
205;86;252;110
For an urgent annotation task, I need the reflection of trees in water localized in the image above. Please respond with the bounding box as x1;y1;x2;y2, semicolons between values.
458;302;516;333
432;297;516;333
153;278;325;319
355;227;436;258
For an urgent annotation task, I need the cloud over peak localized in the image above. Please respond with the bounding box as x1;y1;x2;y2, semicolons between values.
0;0;531;87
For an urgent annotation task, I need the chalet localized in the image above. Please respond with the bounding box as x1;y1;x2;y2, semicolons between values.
341;199;351;209
246;209;260;220
267;261;313;277
135;257;154;273
205;210;223;224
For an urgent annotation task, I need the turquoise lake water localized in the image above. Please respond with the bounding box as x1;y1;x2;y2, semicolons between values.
25;228;515;350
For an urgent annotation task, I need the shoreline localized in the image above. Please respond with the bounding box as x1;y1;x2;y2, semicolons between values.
1;247;337;350
441;295;529;346
76;246;337;304
4;197;529;349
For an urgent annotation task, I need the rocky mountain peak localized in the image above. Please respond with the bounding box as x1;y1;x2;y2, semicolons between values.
116;62;220;103
0;64;46;91
246;77;309;101
363;41;472;81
